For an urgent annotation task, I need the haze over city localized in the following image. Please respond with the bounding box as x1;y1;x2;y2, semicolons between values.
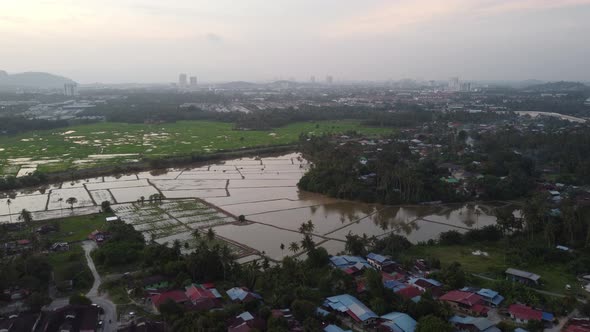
2;0;590;83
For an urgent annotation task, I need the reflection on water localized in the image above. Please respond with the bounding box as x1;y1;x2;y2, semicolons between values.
0;153;519;252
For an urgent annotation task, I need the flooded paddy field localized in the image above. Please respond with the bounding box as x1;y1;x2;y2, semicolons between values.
0;153;514;262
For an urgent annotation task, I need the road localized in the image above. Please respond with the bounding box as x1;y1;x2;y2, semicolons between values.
82;241;118;332
46;241;118;332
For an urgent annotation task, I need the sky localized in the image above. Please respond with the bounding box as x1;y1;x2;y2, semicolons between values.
1;0;589;83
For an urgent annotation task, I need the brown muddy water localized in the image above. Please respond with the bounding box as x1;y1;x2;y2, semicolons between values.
0;153;515;261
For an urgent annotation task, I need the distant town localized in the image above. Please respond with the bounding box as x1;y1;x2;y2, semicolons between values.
1;72;590;332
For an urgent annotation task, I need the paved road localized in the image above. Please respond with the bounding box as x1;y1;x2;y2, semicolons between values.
82;241;118;332
47;242;118;331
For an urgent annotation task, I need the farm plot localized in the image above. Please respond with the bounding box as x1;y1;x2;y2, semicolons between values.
47;187;94;209
112;199;235;241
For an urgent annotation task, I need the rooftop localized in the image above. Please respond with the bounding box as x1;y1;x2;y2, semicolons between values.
380;312;417;332
324;294;378;323
505;268;541;281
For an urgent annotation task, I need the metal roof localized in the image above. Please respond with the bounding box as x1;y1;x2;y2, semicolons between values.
324;294;378;322
367;253;389;264
505;268;541;281
330;255;371;269
449;315;499;332
381;312;417;332
324;325;352;332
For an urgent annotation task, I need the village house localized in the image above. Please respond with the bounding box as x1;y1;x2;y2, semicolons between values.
449;315;500;332
324;324;352;332
379;312;417;332
184;283;222;310
227;312;266;332
366;253;396;272
505;268;541;286
35;304;100;332
323;294;378;326
150;290;189;313
88;230;110;244
508;304;554;325
330;255;372;276
460;287;504;307
563;318;590;332
407;278;444;298
439;290;489;317
226;287;262;303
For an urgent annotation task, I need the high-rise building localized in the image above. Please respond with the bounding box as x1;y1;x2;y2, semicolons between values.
64;83;77;96
448;77;460;92
326;75;333;84
310;75;316;84
179;73;187;87
189;76;197;86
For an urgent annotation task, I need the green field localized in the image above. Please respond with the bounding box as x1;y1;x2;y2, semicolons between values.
0;120;393;174
403;244;582;295
29;214;111;243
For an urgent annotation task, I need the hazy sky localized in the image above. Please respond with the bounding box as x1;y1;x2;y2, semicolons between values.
1;0;589;83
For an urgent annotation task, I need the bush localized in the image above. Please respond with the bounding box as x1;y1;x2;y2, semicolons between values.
69;293;92;305
438;230;463;245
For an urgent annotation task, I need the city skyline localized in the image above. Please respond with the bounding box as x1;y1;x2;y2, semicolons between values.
1;0;590;83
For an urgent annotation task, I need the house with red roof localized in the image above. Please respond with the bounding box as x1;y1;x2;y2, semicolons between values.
564;318;590;332
150;290;188;312
184;283;222;311
396;286;422;301
440;290;489;317
508;304;554;324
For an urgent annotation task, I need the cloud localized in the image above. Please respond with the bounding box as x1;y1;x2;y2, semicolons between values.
205;33;223;43
0;16;27;23
325;0;590;37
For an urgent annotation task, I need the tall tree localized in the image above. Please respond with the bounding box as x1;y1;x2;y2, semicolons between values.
66;197;77;210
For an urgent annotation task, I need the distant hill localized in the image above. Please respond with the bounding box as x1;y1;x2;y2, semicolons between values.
0;71;76;90
215;81;260;90
523;81;589;92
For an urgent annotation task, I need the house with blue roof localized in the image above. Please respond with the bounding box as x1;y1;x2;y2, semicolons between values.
380;312;417;332
449;315;500;332
461;287;504;307
226;287;262;303
366;253;395;271
323;294;378;326
324;324;352;332
330;255;372;269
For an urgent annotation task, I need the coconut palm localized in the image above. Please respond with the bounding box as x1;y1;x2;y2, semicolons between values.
289;241;299;254
6;199;12;224
206;228;215;241
66;197;77;210
18;209;33;233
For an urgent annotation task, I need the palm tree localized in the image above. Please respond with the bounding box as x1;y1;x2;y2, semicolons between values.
66;197;77;210
192;229;201;242
6;199;12;224
18;209;33;233
206;228;215;241
280;243;285;257
289;242;299;254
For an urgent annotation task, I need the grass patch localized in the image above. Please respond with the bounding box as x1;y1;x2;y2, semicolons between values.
43;213;112;243
402;243;582;294
0;120;395;173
